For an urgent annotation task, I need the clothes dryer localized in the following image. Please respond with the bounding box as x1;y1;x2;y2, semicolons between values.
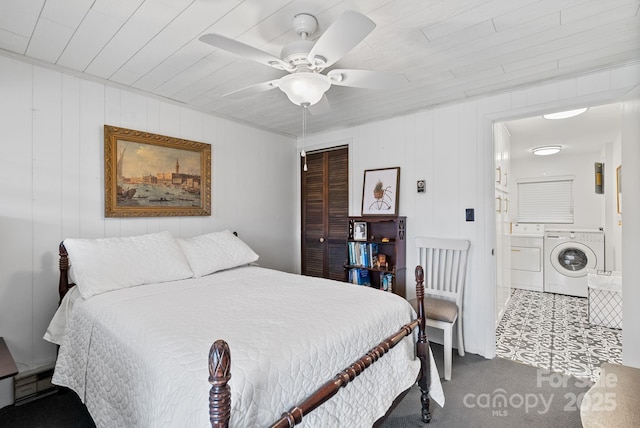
511;224;544;292
544;230;604;297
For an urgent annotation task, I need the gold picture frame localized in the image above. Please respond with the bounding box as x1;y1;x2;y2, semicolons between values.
104;125;211;217
616;165;622;214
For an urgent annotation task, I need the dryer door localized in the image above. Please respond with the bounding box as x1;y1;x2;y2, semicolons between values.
549;242;597;278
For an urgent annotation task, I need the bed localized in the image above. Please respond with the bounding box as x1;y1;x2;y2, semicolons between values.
45;230;443;427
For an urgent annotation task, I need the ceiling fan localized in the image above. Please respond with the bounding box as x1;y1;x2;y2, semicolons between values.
199;10;406;112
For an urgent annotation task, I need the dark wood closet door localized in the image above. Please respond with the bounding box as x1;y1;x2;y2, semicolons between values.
301;147;348;281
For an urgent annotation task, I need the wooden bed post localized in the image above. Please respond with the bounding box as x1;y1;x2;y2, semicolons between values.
58;242;71;305
415;265;431;423
209;340;232;428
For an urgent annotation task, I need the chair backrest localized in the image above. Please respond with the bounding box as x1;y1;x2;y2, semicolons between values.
416;237;471;308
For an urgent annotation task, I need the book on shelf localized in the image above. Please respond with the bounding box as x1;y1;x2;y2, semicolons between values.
368;243;378;267
361;244;369;267
347;242;381;268
348;268;371;286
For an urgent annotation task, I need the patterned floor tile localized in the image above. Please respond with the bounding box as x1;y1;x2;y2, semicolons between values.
495;289;622;382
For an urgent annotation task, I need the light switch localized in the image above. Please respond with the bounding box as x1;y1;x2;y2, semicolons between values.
466;208;475;222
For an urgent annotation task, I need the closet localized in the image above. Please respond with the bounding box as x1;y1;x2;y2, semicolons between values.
301;146;349;281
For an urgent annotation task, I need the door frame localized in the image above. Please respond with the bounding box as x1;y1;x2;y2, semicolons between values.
487;96;626;359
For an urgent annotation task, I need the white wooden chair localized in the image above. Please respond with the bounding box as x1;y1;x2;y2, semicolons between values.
413;237;471;381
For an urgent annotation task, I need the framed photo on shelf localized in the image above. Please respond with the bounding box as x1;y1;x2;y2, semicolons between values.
361;167;400;216
104;125;211;218
353;221;367;241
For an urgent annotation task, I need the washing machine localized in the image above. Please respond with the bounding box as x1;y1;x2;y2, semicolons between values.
544;229;605;297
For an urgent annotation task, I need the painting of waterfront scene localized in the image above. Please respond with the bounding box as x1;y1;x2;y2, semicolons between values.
104;126;211;217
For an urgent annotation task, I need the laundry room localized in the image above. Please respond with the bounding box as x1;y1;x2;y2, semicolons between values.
494;103;624;380
506;103;623;282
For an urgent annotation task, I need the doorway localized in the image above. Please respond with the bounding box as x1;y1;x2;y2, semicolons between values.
493;103;624;381
301;146;349;281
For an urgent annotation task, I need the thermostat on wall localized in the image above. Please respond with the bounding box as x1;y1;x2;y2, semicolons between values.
417;180;426;193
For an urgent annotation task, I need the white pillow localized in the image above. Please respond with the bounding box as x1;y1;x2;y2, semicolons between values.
63;231;193;299
177;230;259;277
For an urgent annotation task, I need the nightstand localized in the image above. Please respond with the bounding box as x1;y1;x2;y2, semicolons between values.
0;338;18;381
0;337;18;408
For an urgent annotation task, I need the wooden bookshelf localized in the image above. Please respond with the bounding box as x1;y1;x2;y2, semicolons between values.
345;216;406;298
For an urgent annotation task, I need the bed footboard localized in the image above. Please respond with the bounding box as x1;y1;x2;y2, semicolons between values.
270;318;420;428
208;266;431;427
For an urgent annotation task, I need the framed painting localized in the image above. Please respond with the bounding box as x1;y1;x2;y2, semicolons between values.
361;167;400;216
104;125;211;217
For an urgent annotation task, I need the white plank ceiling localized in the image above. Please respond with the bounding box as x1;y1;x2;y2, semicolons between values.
1;0;639;137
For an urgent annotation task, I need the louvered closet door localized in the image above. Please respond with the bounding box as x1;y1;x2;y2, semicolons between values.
301;147;348;281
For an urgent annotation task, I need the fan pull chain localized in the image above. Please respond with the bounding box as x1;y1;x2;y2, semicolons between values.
302;104;308;171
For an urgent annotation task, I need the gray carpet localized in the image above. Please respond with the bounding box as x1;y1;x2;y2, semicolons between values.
381;343;592;427
0;388;94;427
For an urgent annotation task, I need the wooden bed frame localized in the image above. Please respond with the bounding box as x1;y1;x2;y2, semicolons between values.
57;243;432;427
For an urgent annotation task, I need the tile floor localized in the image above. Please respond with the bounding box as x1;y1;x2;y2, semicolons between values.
496;288;622;382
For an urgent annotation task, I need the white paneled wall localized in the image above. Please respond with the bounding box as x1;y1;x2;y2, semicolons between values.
300;63;640;359
0;56;297;373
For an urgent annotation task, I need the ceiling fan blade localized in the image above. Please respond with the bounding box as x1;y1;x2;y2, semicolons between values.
308;11;375;69
327;69;407;89
308;95;330;115
199;34;292;71
223;79;281;99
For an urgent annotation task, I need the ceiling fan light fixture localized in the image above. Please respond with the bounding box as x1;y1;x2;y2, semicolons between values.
200;10;389;108
532;145;562;156
278;73;331;106
542;108;588;120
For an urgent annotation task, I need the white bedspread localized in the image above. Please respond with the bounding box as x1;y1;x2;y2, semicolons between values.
52;266;443;427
